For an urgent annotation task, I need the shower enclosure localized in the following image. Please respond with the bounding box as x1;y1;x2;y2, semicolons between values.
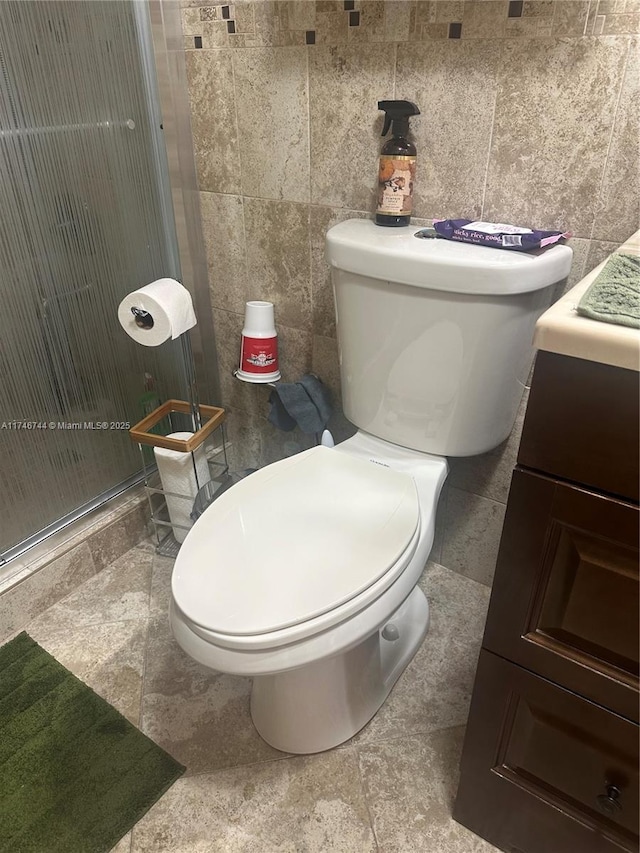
0;1;195;568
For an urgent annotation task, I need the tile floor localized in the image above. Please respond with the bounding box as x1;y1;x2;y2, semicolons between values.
18;540;500;852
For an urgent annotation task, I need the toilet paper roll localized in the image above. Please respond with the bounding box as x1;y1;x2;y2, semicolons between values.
118;278;196;347
154;433;210;544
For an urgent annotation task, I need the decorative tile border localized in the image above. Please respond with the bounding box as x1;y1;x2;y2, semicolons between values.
182;0;640;49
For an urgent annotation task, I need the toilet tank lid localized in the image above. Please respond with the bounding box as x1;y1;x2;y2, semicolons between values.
171;446;420;637
325;219;573;295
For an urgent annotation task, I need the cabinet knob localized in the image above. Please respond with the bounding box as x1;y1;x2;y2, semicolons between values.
596;784;622;815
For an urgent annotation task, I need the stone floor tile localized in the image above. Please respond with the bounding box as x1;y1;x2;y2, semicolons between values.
87;502;149;572
109;832;132;852
131;748;376;853
16;527;498;850
141;613;285;774
26;618;148;725
26;544;153;633
357;727;498;852
441;489;507;586
149;552;175;619
351;564;490;747
0;542;97;642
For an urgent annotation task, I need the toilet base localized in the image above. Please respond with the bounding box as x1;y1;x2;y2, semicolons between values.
250;585;430;754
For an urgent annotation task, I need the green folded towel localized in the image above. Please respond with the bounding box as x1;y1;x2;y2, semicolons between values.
576;252;640;329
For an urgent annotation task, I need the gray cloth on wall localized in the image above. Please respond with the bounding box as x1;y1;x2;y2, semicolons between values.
268;374;333;434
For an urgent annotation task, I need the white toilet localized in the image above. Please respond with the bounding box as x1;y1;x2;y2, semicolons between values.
170;220;572;754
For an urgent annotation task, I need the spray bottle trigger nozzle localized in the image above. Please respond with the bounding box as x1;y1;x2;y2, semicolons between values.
381;114;392;137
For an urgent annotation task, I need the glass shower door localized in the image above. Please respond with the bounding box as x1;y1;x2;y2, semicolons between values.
0;1;186;562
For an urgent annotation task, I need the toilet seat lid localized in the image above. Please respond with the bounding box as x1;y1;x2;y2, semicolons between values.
172;445;419;636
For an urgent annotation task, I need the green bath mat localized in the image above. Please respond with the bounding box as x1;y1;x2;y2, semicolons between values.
0;632;185;853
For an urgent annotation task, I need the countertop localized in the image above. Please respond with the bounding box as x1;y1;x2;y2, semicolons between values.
534;230;640;371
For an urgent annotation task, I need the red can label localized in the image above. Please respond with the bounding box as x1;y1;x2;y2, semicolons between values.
240;335;279;374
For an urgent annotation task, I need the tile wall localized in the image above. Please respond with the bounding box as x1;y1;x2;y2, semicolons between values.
180;0;639;585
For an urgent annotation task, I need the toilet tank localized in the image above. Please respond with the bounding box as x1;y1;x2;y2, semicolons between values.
325;219;573;457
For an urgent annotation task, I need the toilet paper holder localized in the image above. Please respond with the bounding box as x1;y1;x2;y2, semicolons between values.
129;399;228;557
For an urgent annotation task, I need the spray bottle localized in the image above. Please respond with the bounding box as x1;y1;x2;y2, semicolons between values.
376;100;420;227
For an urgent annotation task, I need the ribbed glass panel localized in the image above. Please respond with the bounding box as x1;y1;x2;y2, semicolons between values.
0;1;185;557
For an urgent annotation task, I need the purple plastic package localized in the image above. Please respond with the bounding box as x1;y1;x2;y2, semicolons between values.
432;219;571;252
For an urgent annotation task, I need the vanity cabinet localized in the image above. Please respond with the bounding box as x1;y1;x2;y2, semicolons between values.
454;350;640;853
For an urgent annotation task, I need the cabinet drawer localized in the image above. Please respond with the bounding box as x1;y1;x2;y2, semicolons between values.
519;351;639;501
483;469;639;722
454;651;639;853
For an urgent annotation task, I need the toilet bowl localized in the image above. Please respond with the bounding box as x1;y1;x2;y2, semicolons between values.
170;430;447;754
170;219;573;755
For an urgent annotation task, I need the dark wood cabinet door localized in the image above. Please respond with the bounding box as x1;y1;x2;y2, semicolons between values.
454;651;639;853
482;469;639;723
519;351;639;501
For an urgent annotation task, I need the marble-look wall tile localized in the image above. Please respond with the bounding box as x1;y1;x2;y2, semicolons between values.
0;542;96;641
311;333;341;405
185;49;239;194
601;4;640;35
447;388;529;504
483;37;629;237
508;0;556;37
279;1;316;32
260;424;317;467
396;40;500;221
87;502;149;572
182;3;639;595
309;205;370;338
276;323;314;381
592;38;640;241
462;0;509;37
233;48;310;202
384;0;412;42
309;45;395;209
212;307;268;416
584;239;621;273
234;3;257;35
224;408;264;472
553;0;591;36
432;1;466;24
564;237;591;290
347;1;386;43
314;7;349;45
200;192;248;314
441;487;507;586
243;198;312;329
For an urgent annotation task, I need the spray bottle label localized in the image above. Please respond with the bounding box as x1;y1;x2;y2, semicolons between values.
377;155;416;216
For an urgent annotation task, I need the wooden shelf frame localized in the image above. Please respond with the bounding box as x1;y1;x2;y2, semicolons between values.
129;399;225;452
